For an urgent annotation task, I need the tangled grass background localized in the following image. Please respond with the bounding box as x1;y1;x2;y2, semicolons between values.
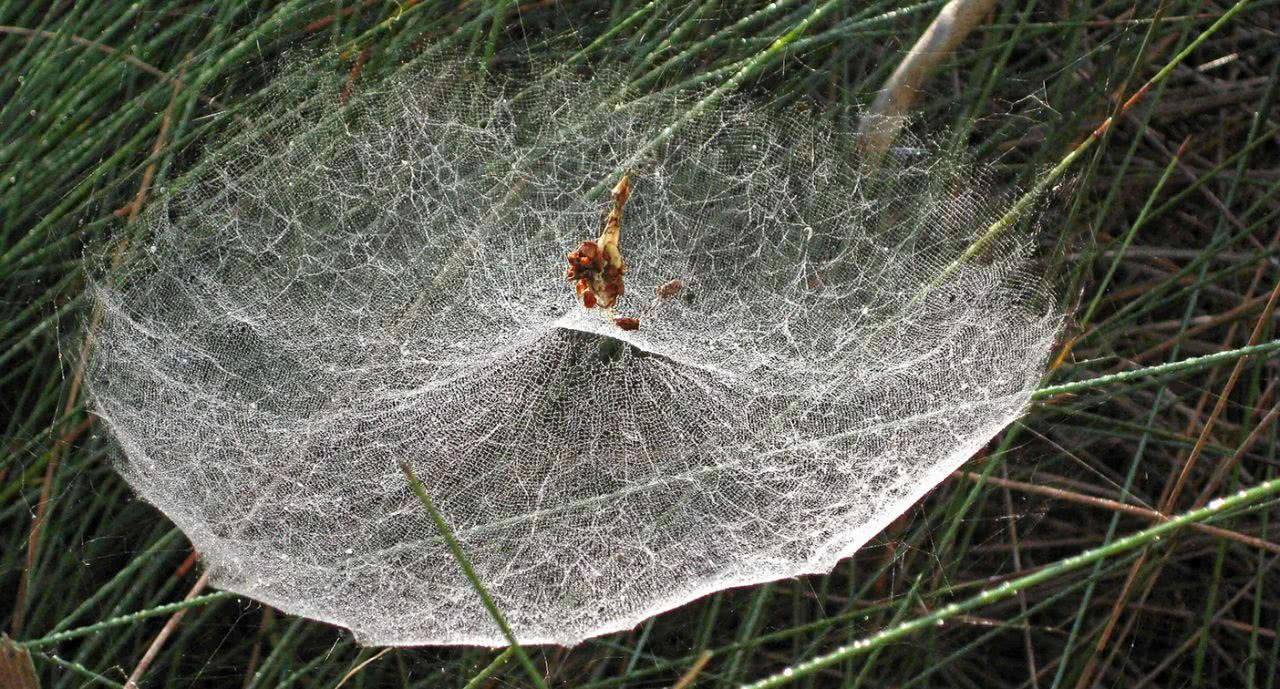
3;1;1280;687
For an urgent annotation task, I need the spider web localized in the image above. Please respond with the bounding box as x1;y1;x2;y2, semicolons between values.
85;58;1059;646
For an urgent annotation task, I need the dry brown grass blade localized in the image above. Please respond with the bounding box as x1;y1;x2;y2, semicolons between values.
0;636;40;689
334;648;394;689
0;26;226;112
124;571;209;689
671;650;713;689
1077;272;1280;688
9;59;186;638
955;472;1280;554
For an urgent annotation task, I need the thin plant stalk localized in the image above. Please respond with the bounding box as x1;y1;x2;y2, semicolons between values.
740;473;1280;689
397;460;549;689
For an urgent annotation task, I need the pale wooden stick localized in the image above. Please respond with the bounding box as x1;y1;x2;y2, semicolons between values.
671;650;713;689
857;0;998;164
124;572;210;689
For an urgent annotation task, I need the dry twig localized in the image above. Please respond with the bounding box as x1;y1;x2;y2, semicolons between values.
857;0;998;163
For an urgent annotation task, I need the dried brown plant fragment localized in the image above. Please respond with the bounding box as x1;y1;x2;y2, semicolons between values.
655;279;683;300
613;317;640;331
566;174;638;329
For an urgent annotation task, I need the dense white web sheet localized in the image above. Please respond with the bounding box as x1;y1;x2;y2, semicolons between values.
85;60;1059;646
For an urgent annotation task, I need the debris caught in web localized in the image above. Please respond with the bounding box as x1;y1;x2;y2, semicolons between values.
567;174;632;325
